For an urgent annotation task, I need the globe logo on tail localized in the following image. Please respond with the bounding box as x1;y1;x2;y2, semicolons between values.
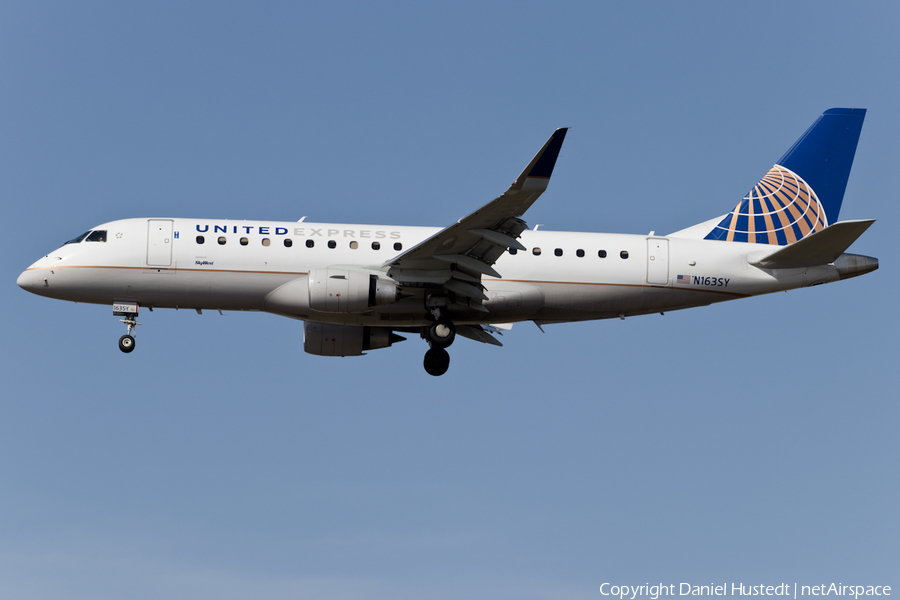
705;165;827;245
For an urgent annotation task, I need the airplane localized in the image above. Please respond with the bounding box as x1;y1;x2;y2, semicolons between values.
17;108;878;376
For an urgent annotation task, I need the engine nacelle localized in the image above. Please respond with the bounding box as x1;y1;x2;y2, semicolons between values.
307;268;398;313
304;322;406;356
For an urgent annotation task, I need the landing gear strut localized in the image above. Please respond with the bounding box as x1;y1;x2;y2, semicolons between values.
113;302;140;354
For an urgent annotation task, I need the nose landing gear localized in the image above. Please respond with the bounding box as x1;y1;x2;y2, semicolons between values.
113;302;140;354
119;332;136;353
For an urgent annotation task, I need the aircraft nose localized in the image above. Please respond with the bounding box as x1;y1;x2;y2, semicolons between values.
17;269;35;290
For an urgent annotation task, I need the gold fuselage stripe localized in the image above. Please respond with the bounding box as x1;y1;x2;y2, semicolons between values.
25;266;749;298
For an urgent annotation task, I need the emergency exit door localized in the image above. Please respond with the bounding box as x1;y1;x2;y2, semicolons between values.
147;219;173;267
646;238;669;285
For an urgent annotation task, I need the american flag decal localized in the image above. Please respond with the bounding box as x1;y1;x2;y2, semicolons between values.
676;274;690;285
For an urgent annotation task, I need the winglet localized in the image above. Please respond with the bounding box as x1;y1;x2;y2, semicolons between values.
514;128;568;184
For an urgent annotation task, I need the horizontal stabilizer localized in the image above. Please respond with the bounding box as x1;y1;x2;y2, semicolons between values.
750;219;874;269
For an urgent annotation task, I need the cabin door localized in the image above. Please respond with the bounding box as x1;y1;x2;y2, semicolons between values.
147;219;174;267
646;238;669;285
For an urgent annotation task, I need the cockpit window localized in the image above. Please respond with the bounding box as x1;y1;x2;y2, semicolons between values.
85;230;107;242
65;231;91;245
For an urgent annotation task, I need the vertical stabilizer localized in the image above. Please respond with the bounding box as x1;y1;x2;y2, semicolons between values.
703;108;866;245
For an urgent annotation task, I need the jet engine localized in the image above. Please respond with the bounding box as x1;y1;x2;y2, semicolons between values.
304;322;406;356
308;268;398;313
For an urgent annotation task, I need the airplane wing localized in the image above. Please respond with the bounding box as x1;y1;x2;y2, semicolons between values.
383;128;568;311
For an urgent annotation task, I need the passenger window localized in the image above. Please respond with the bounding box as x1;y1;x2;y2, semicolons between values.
394;242;402;251
576;249;585;257
284;238;292;247
533;247;542;256
85;230;107;242
620;250;629;259
306;239;314;248
262;238;271;247
508;248;518;255
240;237;249;246
372;241;381;250
328;240;337;249
554;248;563;257
218;237;227;245
196;236;205;244
65;231;91;245
350;241;358;249
598;250;607;258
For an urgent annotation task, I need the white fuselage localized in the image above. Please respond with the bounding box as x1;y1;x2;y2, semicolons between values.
17;217;843;326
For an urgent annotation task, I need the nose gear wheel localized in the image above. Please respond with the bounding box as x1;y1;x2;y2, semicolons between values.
119;335;136;353
115;306;141;353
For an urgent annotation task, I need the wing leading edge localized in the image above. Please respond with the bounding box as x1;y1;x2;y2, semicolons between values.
383;128;568;312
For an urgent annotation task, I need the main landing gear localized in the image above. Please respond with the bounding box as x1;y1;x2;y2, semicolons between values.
423;315;456;376
424;347;450;376
113;302;140;354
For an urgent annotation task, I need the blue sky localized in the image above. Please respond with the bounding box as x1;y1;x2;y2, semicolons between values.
2;2;897;598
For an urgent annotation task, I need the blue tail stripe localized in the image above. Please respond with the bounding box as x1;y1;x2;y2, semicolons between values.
777;108;866;225
708;223;727;241
754;215;767;233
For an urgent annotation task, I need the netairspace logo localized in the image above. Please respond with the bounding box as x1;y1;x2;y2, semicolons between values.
599;584;891;600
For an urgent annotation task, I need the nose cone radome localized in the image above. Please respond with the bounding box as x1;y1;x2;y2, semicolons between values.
17;269;35;291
